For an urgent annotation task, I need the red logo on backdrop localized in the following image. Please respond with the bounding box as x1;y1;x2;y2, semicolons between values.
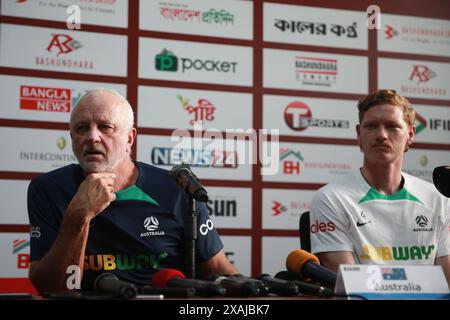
272;201;287;216
284;101;312;131
20;86;71;113
178;95;216;125
279;148;303;175
46;34;83;56
385;25;399;39
409;65;437;84
12;239;30;269
310;220;336;234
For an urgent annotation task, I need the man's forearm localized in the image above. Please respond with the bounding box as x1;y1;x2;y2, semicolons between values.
29;210;91;293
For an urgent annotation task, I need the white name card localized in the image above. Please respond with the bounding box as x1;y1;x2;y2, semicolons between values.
335;264;450;300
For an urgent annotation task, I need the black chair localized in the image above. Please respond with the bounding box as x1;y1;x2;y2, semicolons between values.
299;211;311;252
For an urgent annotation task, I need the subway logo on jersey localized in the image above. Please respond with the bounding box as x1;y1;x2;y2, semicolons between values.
360;244;435;262
83;252;168;271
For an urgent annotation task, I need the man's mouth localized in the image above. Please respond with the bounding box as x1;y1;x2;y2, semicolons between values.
84;150;105;160
373;144;390;149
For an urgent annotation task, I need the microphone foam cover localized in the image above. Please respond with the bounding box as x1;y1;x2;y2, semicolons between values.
151;268;186;287
433;166;450;198
286;249;320;274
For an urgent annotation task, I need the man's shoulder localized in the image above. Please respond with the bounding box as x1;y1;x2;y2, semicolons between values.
30;164;80;186
136;161;170;176
317;171;362;194
402;171;443;199
135;161;178;192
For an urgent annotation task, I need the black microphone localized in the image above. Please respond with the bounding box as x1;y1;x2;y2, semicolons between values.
152;268;226;297
433;166;450;197
275;270;334;298
286;249;337;288
140;286;196;298
227;274;270;296
93;273;137;299
257;273;299;296
169;163;208;202
207;274;261;297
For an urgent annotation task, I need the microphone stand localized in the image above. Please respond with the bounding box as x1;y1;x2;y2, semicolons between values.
170;163;209;279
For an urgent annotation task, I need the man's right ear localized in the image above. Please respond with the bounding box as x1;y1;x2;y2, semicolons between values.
356;124;362;150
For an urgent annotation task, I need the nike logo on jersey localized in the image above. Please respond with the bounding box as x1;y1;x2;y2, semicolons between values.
356;220;371;227
356;211;372;227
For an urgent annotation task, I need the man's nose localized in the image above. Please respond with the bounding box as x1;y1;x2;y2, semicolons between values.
375;126;388;140
86;127;101;143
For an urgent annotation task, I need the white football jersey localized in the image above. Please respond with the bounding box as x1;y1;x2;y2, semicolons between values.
310;170;450;265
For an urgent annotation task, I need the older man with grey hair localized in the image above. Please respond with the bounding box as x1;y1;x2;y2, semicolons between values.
27;88;237;294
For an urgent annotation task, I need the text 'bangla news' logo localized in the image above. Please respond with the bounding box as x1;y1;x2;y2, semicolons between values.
20;86;72;113
284;101;349;131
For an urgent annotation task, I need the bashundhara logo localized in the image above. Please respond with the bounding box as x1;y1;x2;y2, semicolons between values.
155;49;178;72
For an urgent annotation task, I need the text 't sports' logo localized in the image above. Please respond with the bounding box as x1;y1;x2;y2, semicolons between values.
284;101;349;131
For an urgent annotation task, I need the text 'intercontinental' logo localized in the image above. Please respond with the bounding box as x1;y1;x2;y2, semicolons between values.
19;136;77;168
178;95;216;126
404;155;432;182
20;86;71;113
155;48;238;74
295;57;337;87
284;101;349;131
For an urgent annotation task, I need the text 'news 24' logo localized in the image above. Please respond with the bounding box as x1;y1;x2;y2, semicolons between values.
155;49;178;72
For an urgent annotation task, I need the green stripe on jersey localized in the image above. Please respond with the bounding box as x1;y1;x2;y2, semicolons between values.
115;185;159;206
358;188;422;204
